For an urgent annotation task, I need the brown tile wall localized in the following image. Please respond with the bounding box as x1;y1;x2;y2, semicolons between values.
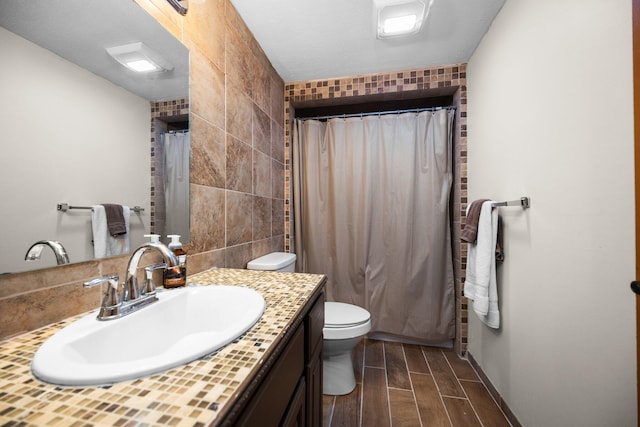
284;65;469;354
0;0;285;340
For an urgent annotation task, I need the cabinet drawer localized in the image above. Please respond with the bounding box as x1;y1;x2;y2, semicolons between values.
236;325;304;426
305;293;325;358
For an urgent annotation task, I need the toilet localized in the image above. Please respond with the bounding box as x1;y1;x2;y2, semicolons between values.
247;251;296;272
247;252;372;396
323;301;371;395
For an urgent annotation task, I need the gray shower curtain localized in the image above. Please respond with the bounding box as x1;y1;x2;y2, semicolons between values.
292;109;455;343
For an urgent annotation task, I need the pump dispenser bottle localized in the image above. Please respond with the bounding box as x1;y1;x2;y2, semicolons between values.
164;234;187;288
144;234;161;244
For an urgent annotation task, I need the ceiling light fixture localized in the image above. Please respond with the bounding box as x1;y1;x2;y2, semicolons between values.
374;0;432;39
106;42;173;73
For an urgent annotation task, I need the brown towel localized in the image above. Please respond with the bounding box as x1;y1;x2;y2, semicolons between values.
495;216;504;262
461;199;490;243
102;204;126;236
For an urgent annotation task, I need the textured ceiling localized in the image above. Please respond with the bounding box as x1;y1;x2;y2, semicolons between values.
230;0;506;83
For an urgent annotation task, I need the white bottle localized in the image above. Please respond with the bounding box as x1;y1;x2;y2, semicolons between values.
144;234;161;244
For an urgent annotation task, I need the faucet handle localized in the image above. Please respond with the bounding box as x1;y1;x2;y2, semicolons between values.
83;275;122;319
83;274;119;289
143;263;166;295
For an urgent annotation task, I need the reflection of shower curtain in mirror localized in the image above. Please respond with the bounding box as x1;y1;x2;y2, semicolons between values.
163;132;190;237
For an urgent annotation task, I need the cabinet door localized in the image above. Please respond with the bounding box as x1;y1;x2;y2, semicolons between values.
236;326;304;426
305;293;324;427
306;292;325;359
306;350;322;427
282;378;306;427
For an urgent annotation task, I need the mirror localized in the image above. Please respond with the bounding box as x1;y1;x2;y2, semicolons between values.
0;0;189;275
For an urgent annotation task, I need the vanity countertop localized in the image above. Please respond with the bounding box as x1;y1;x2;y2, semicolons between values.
0;268;326;426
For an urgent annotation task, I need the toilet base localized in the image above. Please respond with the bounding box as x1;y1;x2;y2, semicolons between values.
322;341;358;396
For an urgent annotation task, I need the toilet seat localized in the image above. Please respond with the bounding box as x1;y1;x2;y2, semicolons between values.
323;302;371;340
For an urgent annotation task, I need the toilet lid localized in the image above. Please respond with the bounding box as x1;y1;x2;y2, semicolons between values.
325;302;370;328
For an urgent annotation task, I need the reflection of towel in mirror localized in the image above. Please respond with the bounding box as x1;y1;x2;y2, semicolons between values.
463;201;500;328
102;204;127;236
92;205;130;258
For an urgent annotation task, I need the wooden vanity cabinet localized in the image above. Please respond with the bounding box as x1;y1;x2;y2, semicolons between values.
224;286;325;427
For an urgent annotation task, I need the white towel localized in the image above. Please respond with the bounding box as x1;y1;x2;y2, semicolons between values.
463;201;500;328
91;205;130;258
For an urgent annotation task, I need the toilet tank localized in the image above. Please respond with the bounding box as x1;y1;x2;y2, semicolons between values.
247;252;297;272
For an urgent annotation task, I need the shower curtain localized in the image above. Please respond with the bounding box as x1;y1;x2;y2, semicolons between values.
292;110;455;343
163;131;190;238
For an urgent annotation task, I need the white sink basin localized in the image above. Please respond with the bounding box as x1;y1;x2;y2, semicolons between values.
31;285;265;387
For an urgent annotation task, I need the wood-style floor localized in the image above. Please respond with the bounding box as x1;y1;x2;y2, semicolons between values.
322;339;511;427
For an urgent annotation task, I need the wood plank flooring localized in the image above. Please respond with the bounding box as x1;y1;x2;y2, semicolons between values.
323;338;511;427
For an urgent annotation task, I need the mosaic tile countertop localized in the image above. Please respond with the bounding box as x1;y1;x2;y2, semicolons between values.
0;268;326;426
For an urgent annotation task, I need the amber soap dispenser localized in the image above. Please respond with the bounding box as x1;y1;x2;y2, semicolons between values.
164;234;187;288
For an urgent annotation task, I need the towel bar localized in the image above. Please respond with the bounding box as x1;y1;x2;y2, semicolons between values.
57;203;145;213
491;197;530;209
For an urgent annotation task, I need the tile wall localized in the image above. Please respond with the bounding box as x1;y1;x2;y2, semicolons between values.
283;66;469;354
0;0;285;340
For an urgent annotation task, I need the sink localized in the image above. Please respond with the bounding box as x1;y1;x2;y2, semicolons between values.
31;285;265;387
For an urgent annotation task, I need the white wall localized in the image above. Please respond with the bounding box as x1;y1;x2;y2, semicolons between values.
0;27;151;274
467;0;636;425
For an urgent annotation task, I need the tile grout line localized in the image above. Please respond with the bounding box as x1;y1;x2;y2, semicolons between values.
326;396;336;427
440;350;484;427
459;357;514;427
422;347;455;427
401;344;424;427
358;339;366;427
382;341;393;426
441;350;486;427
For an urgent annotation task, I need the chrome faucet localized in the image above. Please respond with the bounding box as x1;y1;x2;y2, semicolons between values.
84;242;179;321
25;240;70;265
124;242;179;301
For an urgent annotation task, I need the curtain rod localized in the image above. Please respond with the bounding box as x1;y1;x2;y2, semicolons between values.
299;105;456;122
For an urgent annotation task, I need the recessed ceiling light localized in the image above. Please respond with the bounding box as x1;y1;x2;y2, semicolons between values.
383;14;418;34
125;59;160;72
106;42;173;73
374;0;432;39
